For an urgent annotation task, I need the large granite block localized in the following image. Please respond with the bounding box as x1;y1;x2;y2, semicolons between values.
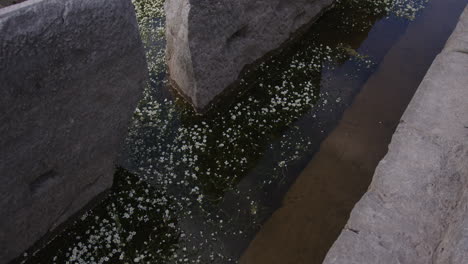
165;0;335;110
0;0;147;262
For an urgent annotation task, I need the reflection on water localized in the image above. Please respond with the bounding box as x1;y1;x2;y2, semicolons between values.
15;0;444;263
241;0;467;263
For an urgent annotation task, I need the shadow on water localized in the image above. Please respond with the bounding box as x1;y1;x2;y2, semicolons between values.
14;0;467;263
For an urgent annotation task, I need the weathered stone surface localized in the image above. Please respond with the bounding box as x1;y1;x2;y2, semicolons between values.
165;0;335;110
0;0;147;262
0;0;27;9
324;7;468;264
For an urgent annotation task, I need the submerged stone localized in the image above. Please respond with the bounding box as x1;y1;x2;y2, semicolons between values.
0;0;147;262
165;0;335;111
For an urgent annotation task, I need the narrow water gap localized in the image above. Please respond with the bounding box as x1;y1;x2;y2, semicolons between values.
14;0;466;263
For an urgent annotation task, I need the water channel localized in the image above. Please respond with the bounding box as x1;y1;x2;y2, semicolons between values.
16;0;467;263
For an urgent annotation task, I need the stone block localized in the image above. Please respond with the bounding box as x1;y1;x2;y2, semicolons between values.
165;0;335;110
0;0;147;262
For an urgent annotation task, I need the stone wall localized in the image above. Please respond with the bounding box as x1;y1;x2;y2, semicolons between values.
0;0;147;262
324;6;468;264
165;0;335;111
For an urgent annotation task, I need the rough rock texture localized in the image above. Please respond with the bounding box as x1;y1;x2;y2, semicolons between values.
0;0;27;9
324;6;468;264
0;0;147;262
165;0;335;110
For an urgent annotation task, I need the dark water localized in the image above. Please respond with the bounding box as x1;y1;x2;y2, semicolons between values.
14;0;467;263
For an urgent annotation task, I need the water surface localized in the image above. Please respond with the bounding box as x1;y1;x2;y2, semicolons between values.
241;0;468;262
15;0;467;263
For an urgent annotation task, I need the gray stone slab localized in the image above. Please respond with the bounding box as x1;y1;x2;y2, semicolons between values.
165;0;335;111
323;6;468;264
0;0;147;262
